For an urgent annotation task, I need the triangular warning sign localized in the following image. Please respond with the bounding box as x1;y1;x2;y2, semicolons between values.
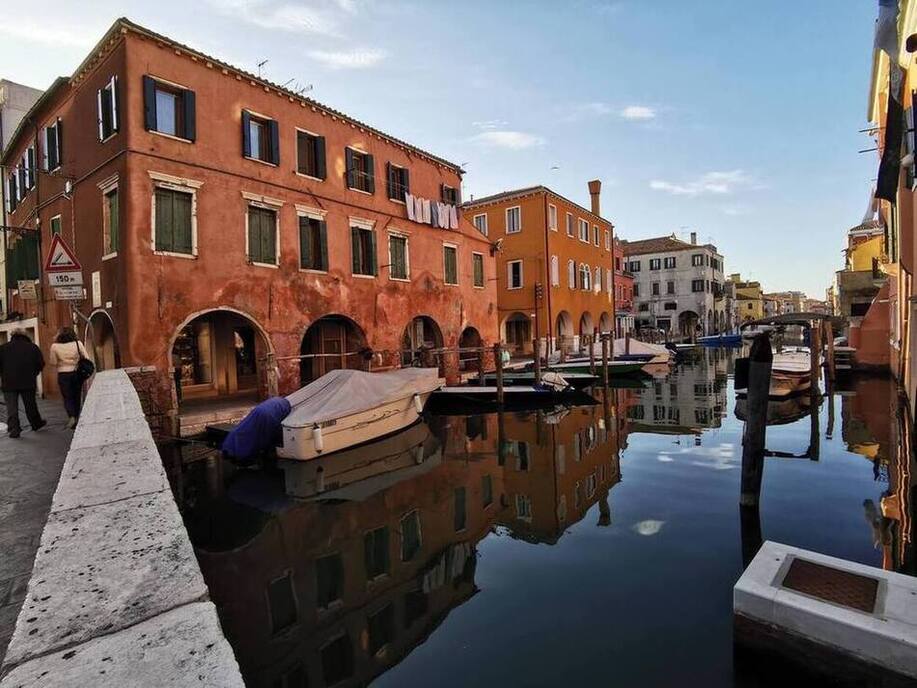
44;234;82;273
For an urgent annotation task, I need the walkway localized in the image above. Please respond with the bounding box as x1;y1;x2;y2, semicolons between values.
0;398;70;665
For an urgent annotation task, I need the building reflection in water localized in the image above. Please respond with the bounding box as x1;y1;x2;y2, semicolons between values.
163;393;624;688
841;375;915;575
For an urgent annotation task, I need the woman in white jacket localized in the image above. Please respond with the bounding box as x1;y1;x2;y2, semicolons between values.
48;327;92;428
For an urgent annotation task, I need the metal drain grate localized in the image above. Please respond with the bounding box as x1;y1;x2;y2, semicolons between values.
782;559;879;613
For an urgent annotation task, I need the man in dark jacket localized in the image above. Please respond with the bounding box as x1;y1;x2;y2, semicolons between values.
0;329;47;438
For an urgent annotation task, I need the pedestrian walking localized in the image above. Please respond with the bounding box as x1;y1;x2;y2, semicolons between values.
0;328;47;438
49;327;93;429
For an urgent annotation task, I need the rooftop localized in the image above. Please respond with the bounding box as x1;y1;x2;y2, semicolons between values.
620;234;717;256
463;185;612;226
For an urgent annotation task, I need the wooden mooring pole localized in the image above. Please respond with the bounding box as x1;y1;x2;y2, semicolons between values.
589;336;596;376
809;322;821;392
601;334;610;387
478;348;486;386
493;342;505;406
740;333;773;506
533;338;542;384
824;319;835;382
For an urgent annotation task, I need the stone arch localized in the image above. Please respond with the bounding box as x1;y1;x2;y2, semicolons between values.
402;315;444;367
502;312;532;354
300;314;368;384
678;310;699;338
458;326;483;371
579;311;594;337
84;309;121;372
599;311;612;334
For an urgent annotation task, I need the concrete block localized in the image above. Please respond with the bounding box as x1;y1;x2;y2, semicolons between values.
51;438;169;513
68;417;152;451
79;388;144;423
3;490;207;666
0;602;244;687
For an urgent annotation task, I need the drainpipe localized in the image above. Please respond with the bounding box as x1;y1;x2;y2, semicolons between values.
542;192;553;353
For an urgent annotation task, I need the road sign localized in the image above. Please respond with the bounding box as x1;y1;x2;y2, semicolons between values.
43;234;82;273
53;286;84;301
17;280;37;300
47;271;83;287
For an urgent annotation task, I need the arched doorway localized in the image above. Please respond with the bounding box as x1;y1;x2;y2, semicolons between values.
458;326;482;371
503;312;531;354
300;315;368;384
599;312;612;335
170;309;271;405
678;310;699;338
579;312;594;337
402;316;444;367
555;310;574;353
85;310;120;372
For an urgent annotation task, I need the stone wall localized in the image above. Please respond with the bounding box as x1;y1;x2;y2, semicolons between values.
0;370;243;687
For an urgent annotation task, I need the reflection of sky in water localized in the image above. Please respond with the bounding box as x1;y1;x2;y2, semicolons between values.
633;519;665;536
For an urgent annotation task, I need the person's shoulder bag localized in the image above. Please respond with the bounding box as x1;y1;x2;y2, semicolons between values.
75;341;95;382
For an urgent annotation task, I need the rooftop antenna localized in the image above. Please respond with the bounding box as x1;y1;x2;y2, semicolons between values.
257;59;269;78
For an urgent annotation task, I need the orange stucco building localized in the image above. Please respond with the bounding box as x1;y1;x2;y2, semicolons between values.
462;181;615;355
2;18;496;428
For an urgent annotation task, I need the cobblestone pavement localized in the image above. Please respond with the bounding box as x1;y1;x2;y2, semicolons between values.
0;397;71;666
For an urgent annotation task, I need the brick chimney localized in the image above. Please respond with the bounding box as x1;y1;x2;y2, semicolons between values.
690;231;697;245
588;179;601;216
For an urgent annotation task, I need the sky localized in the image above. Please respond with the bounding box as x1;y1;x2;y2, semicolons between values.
0;0;878;298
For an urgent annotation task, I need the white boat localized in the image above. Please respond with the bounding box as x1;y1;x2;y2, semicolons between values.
277;368;443;461
612;338;672;365
770;351;812;397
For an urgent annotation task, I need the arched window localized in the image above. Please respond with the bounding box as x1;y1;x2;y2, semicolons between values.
551;255;559;286
568;260;576;288
594;267;601;292
580;264;591;291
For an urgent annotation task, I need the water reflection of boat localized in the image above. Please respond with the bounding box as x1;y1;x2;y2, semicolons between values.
734;394;816;426
735;351;812;399
479;371;599;389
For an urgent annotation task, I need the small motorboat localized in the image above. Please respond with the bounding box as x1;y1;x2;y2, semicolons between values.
698;333;742;347
479;371;599;389
613;338;672;365
428;372;595;412
735;350;812;398
277;368;443;461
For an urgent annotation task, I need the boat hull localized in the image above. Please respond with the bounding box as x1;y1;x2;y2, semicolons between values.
546;361;645;375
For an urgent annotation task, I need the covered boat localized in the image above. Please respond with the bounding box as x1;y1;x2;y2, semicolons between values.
277;368;443;461
613;338;672;364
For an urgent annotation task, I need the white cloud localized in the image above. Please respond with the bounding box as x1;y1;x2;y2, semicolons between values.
620;105;656;120
650;170;755;196
470;130;546;150
633;520;665;536
207;0;344;37
471;119;509;131
332;0;358;13
308;49;387;69
0;21;96;49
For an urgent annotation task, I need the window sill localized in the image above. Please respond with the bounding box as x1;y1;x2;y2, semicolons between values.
506;229;521;235
154;250;197;260
249;261;279;269
507;285;523;291
149;130;192;144
389;197;406;205
294;171;325;182
348;187;374;196
244;155;278;167
102;252;118;261
99;132;118;144
444;282;459;287
352;273;376;279
299;268;329;275
389;276;411;282
473;284;486;290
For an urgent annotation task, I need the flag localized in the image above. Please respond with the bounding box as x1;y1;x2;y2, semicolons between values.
874;0;905;202
875;0;900;59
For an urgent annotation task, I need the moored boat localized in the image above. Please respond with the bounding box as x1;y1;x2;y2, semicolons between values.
546;359;645;375
698;333;742;346
277;368;443;461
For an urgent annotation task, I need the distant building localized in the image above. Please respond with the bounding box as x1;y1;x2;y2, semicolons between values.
621;232;726;336
834;219;886;326
613;237;634;336
729;274;764;322
763;291;807;316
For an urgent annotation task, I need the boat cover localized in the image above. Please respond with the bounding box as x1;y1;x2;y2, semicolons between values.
284;368;444;428
612;338;670;358
221;396;292;461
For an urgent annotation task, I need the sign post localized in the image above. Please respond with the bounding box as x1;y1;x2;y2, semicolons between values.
43;235;84;301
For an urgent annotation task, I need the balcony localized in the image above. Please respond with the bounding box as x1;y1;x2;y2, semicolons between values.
836;269;885;298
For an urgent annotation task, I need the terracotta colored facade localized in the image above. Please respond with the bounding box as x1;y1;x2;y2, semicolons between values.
2;19;497;416
613;237;634;336
463;183;615;355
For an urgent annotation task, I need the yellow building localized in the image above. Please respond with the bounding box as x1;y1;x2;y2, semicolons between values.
729;273;763;322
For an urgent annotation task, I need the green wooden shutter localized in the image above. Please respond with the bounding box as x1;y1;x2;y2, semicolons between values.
315;136;326;180
242;111;252;158
183;89;196;142
268;120;280;165
386;162;393;200
143;76;156;131
365;154;375;194
155;189;170;251
318;221;328;270
369;230;377;275
351;227;360;273
264;209;276;263
175;191;193;253
345;148;355;188
109;191;120;252
299;216;311;269
248;208;258;262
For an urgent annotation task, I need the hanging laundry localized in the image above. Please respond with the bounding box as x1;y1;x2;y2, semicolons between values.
430;202;440;229
449;204;459;229
422;199;432;223
405;193;415;221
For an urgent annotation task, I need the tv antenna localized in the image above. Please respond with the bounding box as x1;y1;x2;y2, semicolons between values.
257;59;269;78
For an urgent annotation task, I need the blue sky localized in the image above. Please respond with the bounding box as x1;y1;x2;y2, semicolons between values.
1;0;877;297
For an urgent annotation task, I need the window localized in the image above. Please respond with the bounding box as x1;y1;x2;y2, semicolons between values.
666;280;675;295
482;475;493;507
344;148;376;193
300;215;328;271
242;110;279;164
364;526;390;580
6;173;18;212
43;119;63;171
443;244;458;285
606;268;613;293
628;260;641;272
664;302;677;311
454;486;467;531
664;256;676;269
507;259;523;289
692;279;704;293
267;572;298;635
97;76;119;141
441;184;459;205
321;634;354;685
103;186;119;256
604;230;611;251
351;226;377;276
472;252;485;287
578;219;589;242
473;213;488;236
580;263;591;291
386;163;410;201
155;187;194;255
652;282;660;296
593;225;600;246
296;130;326;179
49;215;62;236
21;148;35;191
692;253;703;267
568;259;576;288
143;76;195;141
633;283;639;297
594;266;601;291
550;255;559;286
566;212;574;237
247;205;278;265
367;604;395;656
316;553;344;609
516;494;533;521
548;204;557;231
400;511;422;562
382;234;408;282
649;258;661;270
506;206;521;234
639;303;649;312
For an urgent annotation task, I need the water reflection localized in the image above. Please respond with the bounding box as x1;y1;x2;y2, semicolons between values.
159;349;915;687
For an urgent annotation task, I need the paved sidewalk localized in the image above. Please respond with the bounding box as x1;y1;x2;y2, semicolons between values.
0;397;71;665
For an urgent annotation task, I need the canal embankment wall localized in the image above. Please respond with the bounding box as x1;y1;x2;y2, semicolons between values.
0;369;244;687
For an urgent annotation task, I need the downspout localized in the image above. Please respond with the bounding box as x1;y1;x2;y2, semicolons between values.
542;193;553;352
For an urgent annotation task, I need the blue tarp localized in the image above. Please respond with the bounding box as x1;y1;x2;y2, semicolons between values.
221;397;291;461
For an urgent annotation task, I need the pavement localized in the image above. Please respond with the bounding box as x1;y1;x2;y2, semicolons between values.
0;396;71;666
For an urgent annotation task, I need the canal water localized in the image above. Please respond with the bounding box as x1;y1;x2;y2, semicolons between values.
160;349;915;687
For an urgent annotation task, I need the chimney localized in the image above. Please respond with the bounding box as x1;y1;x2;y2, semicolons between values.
588;179;601;216
690;231;697;245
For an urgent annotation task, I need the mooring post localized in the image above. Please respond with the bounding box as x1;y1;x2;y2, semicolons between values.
809;322;821;391
589;336;596;375
533;337;542;385
740;333;773;506
493;342;505;406
625;331;631;355
824;319;835;382
560;336;567;363
739;504;763;568
601;334;610;387
478;347;486;386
